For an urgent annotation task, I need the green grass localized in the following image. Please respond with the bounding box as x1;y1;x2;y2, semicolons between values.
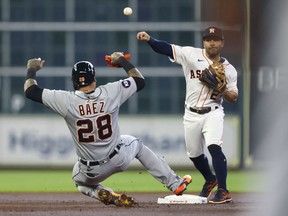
0;169;264;193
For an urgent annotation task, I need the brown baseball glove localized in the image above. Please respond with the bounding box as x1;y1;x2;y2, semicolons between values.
199;61;227;93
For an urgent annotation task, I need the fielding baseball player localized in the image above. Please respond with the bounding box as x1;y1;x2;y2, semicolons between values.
23;52;191;207
137;27;238;204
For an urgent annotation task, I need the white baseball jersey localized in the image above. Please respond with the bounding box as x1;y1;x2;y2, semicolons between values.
42;77;137;161
170;45;238;108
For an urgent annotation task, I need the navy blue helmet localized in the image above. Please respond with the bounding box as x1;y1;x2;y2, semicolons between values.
72;61;96;90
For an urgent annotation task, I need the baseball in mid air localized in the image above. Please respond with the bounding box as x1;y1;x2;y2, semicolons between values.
123;7;133;16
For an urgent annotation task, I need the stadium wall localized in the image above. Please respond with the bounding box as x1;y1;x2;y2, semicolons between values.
0;115;240;168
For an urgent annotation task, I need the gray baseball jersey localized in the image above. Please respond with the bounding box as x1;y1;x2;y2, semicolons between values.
42;77;136;161
41;76;183;194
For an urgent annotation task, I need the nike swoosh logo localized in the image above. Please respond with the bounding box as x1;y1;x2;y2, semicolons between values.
197;59;204;62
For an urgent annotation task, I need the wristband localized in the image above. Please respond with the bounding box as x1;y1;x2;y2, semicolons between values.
26;69;36;79
117;56;135;73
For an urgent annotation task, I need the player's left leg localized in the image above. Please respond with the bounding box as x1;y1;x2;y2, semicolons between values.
207;144;232;203
97;188;136;207
76;184;136;207
208;144;227;191
72;162;136;207
204;108;232;203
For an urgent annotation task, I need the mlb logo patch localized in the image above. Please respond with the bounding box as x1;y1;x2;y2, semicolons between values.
121;79;131;88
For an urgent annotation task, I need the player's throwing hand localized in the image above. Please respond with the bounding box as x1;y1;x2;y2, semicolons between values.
136;31;150;41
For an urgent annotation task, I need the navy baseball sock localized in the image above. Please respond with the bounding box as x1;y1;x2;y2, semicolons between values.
208;144;228;191
190;154;216;182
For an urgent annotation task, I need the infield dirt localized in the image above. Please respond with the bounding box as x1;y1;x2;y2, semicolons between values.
0;192;264;216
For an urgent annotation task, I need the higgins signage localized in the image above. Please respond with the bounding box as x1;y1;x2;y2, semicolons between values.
0;115;240;168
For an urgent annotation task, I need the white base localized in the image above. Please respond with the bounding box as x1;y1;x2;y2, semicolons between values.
157;194;207;204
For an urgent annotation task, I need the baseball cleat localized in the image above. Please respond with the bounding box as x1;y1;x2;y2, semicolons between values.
173;175;192;196
98;189;136;207
199;178;217;198
208;188;232;204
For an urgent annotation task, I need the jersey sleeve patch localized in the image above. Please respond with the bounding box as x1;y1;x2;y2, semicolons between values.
121;79;131;88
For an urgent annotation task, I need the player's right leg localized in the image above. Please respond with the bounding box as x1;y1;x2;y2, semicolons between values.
190;155;217;198
184;117;217;198
122;134;192;194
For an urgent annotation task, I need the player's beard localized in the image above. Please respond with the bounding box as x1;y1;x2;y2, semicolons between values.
206;47;220;59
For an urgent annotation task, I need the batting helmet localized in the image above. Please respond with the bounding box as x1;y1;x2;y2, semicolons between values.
72;61;96;90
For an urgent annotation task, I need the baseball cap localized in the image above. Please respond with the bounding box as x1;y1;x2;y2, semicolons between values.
202;26;224;40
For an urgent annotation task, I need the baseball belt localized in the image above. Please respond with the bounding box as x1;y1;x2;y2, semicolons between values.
189;106;219;114
79;144;122;166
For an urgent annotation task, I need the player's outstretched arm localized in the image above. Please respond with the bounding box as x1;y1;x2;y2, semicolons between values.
24;58;45;103
110;52;145;92
137;31;173;58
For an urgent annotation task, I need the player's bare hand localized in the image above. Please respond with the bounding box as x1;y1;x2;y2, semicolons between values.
137;31;150;42
110;52;124;64
27;58;45;72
